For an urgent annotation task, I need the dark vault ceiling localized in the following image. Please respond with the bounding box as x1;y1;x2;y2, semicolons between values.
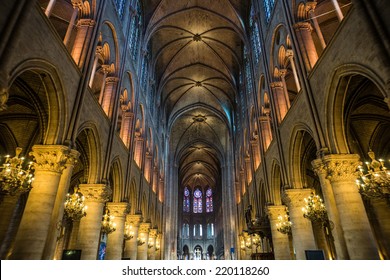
144;0;248;190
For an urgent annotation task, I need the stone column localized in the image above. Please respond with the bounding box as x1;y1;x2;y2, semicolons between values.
286;50;301;92
312;158;349;259
137;223;150;260
45;0;57;17
267;205;292;260
284;188;316;260
123;214;142;260
148;228;157;260
119;111;134;148
250;139;260;169
105;202;130;260
323;154;379;259
77;184;111;260
259;115;272;151
101;77;119;119
63;1;83;46
9;145;69;259
155;233;162;260
71;19;96;67
294;22;318;70
270;82;288;122
369;198;390;259
43;149;79;259
307;2;327;50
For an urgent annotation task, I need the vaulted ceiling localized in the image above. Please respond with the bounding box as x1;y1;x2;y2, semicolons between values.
143;0;249;191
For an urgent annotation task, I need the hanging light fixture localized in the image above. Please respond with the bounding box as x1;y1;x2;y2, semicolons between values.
302;192;328;223
64;187;87;221
276;211;292;235
0;147;34;195
124;222;134;240
101;208;116;234
357;149;390;199
148;237;154;249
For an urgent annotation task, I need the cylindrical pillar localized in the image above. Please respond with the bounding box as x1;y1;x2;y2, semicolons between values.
267;205;292;260
294;22;318;70
9;145;69;259
105;202;130;260
284;188;317;260
43;149;79;259
323;154;379;259
71;19;96;67
137;223;150;260
123;214;142;260
77;184;111;260
148;228;157;260
312;158;349;259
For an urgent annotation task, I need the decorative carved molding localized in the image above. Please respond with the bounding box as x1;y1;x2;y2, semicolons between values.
78;184;112;203
126;214;143;226
149;228;158;238
66;149;80;167
139;223;151;234
30;145;70;173
311;158;327;177
0;86;8;111
266;205;288;221
283;188;314;208
323;154;361;183
106;202;130;217
293;22;313;31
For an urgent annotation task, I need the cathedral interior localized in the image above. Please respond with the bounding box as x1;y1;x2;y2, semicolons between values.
0;0;389;260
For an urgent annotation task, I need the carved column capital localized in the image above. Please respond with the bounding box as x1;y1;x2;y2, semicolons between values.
322;154;361;183
270;81;283;88
77;18;96;27
294;22;313;32
149;228;158;238
126;214;142;226
78;184;112;203
0;86;9;111
105;76;119;84
311;158;327;177
282;188;314;208
30;145;70;173
106;202;130;218
66;149;80;167
139;223;151;234
266;205;288;221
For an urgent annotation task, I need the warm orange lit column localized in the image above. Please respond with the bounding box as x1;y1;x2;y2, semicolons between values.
101;77;119;119
270;82;289;122
123;214;142;260
9;145;69;259
267;205;292;260
71;19;96;67
77;184;111;260
105;202;130;260
0;194;21;258
294;22;318;70
119;111;134;148
284;188;316;260
323;154;379;259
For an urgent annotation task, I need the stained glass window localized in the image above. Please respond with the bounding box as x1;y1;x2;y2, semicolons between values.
193;188;202;213
129;1;142;65
115;0;126;19
263;0;275;23
206;187;213;213
249;4;261;66
183;187;190;212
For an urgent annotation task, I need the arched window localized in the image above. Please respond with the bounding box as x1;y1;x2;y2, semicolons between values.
115;0;126;18
249;4;261;66
129;0;142;64
183;187;190;213
263;0;275;23
193;188;202;213
206;187;213;213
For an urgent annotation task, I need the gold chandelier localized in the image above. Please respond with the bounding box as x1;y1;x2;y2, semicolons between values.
0;147;34;195
302;193;327;223
357;150;390;199
64;187;87;221
101;208;116;234
276;211;292;235
124;223;134;240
